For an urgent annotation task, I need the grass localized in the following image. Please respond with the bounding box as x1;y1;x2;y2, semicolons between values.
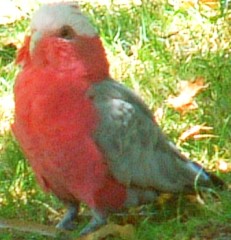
0;0;231;239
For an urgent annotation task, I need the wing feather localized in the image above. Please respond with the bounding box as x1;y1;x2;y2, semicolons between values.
88;79;211;192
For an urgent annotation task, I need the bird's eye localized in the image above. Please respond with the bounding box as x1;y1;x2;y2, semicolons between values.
59;25;75;39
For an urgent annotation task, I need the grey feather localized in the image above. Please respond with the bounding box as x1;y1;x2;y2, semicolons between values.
87;78;221;194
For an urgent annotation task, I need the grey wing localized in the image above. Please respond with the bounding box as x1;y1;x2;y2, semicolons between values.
88;79;210;193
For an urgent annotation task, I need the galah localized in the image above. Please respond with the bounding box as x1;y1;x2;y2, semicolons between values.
13;2;224;235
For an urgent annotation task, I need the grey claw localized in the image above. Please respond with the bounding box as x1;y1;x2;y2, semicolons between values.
79;210;107;236
56;204;78;231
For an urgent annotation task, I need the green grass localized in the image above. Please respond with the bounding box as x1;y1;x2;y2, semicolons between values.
0;0;231;239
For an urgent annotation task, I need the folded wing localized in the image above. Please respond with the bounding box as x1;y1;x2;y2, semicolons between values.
88;79;223;193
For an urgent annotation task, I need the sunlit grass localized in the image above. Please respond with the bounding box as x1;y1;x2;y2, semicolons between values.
0;0;230;239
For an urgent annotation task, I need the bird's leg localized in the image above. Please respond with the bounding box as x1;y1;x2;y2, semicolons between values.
56;203;79;230
79;209;107;236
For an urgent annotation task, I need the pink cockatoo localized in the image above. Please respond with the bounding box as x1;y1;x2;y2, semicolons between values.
13;2;224;235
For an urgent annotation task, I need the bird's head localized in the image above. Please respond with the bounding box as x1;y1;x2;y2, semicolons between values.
16;2;109;81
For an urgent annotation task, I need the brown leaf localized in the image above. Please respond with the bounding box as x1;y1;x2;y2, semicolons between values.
78;223;135;240
217;160;231;173
167;77;209;112
199;0;220;9
193;134;218;139
168;0;198;10
198;0;221;18
154;107;164;123
156;193;174;206
179;124;216;141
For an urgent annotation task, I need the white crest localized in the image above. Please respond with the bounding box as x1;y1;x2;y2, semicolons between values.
31;2;97;37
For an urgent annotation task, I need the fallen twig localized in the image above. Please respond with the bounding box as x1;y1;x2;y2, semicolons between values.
0;218;69;238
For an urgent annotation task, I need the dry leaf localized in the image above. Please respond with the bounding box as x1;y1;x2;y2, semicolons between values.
78;223;135;240
199;0;220;9
154;107;164;123
156;193;174;206
198;0;221;18
193;134;218;139
168;0;198;10
167;77;209;112
217;160;231;173
179;124;216;141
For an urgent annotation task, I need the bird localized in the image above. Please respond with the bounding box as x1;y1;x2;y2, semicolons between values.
12;2;224;236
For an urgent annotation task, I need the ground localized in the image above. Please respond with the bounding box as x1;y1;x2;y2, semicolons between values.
0;0;231;239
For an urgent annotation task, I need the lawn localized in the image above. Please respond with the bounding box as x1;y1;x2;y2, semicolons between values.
0;0;231;239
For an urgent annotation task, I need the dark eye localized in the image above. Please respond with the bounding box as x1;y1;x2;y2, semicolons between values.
59;25;75;39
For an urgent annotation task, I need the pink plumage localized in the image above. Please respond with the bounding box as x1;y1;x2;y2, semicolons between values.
13;2;224;236
13;3;126;217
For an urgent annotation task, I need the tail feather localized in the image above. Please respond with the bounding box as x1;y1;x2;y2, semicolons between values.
187;161;210;181
187;161;225;189
206;171;226;189
169;142;226;190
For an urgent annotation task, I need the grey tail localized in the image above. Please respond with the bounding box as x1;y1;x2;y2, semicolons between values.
187;161;225;189
169;142;226;190
207;171;226;188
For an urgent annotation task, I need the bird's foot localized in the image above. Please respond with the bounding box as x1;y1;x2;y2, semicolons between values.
56;204;78;231
79;210;107;236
